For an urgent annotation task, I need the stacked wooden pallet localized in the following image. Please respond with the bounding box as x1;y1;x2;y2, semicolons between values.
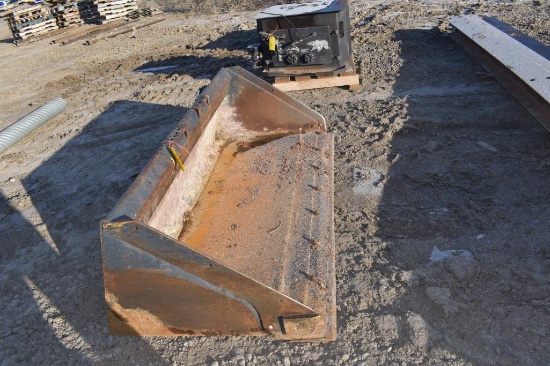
78;0;138;24
0;2;22;18
51;1;83;28
273;63;361;92
3;4;59;41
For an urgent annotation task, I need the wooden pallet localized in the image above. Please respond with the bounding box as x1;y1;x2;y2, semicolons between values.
58;13;82;19
0;2;22;17
13;23;74;45
16;20;57;32
14;21;59;40
53;5;83;28
6;11;50;26
79;0;133;4
57;13;81;19
273;69;360;92
4;4;50;24
16;27;59;40
53;4;79;12
79;3;136;13
78;0;137;24
8;14;53;31
55;9;80;14
57;20;83;27
78;0;136;10
97;0;136;9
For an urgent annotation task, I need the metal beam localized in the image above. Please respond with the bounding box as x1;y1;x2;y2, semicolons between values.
450;15;550;131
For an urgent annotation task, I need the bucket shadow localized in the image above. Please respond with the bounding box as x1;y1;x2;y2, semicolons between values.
1;101;187;363
135;54;249;77
200;29;257;51
134;28;259;77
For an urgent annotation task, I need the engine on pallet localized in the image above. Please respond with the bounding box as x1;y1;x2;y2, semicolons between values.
250;0;352;77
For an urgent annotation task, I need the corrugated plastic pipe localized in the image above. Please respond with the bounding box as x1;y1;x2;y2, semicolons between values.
0;97;67;156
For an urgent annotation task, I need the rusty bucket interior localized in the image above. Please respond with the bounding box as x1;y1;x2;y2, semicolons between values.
100;67;336;341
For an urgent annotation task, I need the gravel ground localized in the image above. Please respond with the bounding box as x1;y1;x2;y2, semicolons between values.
0;0;549;365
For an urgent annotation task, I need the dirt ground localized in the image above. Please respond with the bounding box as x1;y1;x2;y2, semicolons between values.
1;0;549;365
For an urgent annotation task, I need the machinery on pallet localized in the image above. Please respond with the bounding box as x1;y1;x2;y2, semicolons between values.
101;67;336;341
249;0;358;91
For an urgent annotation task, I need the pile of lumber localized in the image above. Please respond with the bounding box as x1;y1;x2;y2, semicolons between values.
78;0;138;24
51;1;83;28
3;4;59;41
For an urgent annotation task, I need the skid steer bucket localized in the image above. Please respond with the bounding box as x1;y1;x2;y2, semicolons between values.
100;67;336;341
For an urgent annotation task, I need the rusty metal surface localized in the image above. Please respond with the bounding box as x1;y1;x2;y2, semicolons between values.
100;67;336;340
224;67;326;133
105;270;261;336
107;67;325;223
450;15;550;131
105;71;231;223
178;134;336;341
102;222;318;336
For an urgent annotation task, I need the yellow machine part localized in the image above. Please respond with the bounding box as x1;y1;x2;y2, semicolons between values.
268;35;276;51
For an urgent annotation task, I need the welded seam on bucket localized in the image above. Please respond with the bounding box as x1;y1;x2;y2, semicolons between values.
0;97;67;156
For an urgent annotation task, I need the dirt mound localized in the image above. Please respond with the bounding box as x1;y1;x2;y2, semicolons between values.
154;0;288;13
